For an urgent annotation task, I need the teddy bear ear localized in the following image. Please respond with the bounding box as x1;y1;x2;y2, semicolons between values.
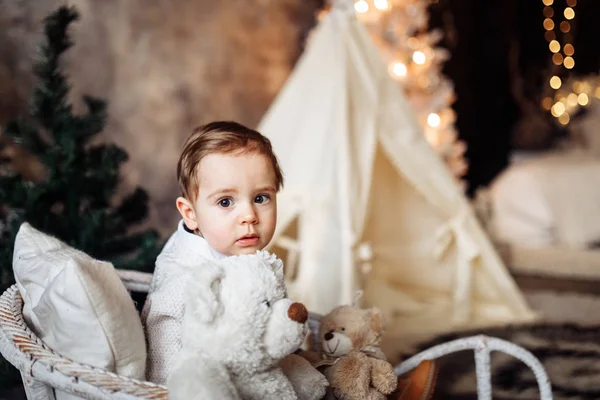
185;259;225;323
352;290;364;307
368;307;386;334
255;250;285;284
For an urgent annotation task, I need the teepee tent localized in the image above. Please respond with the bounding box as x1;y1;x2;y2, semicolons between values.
258;2;536;343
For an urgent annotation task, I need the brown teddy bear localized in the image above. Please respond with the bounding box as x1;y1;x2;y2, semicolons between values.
302;305;398;400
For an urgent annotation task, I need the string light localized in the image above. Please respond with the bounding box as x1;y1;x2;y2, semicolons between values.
540;0;596;127
390;61;407;78
412;51;426;65
541;97;553;110
558;113;570;125
373;0;389;11
427;113;441;128
543;18;554;30
550;76;600;127
354;0;369;13
349;0;468;180
552;53;563;65
577;93;589;106
563;7;575;20
563;56;574;69
550;76;562;89
563;44;574;56
551;102;565;117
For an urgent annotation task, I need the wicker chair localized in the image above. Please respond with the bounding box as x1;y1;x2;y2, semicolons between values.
0;270;553;400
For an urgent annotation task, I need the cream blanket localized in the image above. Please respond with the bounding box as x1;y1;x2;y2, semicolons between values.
491;150;600;249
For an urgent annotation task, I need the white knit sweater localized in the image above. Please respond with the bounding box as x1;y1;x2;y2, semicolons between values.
141;220;227;384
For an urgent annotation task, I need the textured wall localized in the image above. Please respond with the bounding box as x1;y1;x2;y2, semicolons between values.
0;0;322;236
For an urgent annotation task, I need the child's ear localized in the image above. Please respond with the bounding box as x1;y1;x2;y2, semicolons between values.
176;196;198;231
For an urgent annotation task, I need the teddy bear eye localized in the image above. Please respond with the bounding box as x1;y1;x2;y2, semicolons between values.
340;327;345;332
263;300;271;308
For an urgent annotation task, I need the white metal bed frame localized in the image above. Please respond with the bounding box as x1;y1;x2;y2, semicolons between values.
0;270;553;399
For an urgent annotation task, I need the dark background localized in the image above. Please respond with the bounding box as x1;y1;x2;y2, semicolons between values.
429;0;600;195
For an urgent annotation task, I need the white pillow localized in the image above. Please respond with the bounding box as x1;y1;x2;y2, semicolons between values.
12;223;147;400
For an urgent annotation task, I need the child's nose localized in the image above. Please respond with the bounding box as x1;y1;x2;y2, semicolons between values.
239;205;258;225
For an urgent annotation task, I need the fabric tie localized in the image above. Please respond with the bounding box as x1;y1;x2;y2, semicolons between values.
434;208;480;324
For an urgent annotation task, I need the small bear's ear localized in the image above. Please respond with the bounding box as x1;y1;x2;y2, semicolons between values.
368;307;385;335
352;290;364;307
256;250;285;284
185;259;225;323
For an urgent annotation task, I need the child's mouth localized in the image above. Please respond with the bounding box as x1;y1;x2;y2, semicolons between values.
237;235;259;246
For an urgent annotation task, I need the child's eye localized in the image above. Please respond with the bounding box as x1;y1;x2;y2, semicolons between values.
218;198;233;208
254;194;270;204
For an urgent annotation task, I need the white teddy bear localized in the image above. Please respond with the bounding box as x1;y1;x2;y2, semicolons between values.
168;251;328;400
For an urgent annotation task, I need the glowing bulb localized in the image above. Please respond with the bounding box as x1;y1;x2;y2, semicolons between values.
542;0;553;5
354;0;369;13
413;51;426;65
566;0;577;6
595;87;600;99
427;113;441;128
567;93;578;107
543;7;554;18
549;40;561;53
390;62;407;77
577;93;589;106
544;31;555;42
543;18;554;30
564;7;575;20
374;0;389;10
581;82;592;92
407;37;419;48
552;53;563;65
560;21;571;33
551;102;565;117
550;76;562;89
564;44;574;56
563;56;575;69
558;113;570;125
541;97;553;110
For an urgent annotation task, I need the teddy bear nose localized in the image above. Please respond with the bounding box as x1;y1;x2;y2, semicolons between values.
287;302;308;323
324;331;334;341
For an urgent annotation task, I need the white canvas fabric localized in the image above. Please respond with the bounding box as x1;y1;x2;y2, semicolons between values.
258;4;536;341
12;223;147;400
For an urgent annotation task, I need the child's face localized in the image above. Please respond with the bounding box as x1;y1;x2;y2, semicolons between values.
177;152;278;256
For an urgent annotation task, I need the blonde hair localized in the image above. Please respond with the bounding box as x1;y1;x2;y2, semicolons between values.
177;121;284;201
